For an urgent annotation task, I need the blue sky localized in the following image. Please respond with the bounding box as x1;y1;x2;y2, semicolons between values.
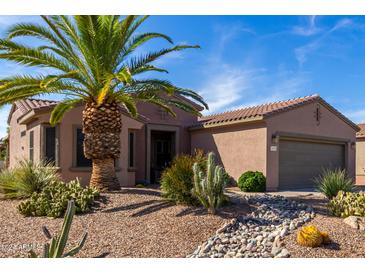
1;15;365;138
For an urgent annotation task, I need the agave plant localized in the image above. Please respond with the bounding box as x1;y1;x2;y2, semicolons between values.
0;159;60;199
29;200;87;258
0;16;207;191
315;168;355;199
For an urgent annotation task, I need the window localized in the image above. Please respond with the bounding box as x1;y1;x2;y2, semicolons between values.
29;131;34;162
128;131;135;168
44;127;56;164
75;128;92;167
20;131;26;137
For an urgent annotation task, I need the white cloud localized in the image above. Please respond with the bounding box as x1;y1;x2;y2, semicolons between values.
199;65;262;114
344;109;365;123
292;16;321;36
294;17;356;66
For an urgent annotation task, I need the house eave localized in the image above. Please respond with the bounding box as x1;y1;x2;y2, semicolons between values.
189;116;264;131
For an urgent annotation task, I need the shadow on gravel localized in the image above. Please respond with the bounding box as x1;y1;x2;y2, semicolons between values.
130;201;173;217
102;199;161;213
322;242;340;251
119;188;161;197
94;252;110;258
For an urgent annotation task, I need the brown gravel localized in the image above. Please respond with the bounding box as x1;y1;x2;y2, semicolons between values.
283;195;365;258
0;187;250;258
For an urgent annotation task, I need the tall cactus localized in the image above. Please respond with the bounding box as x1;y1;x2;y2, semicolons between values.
28;200;87;258
192;152;226;214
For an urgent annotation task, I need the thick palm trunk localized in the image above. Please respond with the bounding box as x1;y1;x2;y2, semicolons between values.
82;101;122;191
90;158;119;191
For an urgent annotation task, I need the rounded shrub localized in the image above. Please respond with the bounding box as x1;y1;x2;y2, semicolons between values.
238;171;266;192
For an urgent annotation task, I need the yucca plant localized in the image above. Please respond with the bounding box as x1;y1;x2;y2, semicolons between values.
28;200;87;258
192;152;226;214
0;16;207;191
315;168;355;199
0;159;60;199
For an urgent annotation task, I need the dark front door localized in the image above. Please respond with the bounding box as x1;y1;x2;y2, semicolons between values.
150;130;175;183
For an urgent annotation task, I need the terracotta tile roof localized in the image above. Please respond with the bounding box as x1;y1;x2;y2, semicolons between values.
192;94;359;131
357;124;365;138
15;98;58;115
11;98;149;123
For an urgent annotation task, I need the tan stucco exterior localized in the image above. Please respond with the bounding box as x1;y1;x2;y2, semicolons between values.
191;100;357;191
8;96;358;190
190;122;267;181
8;101;198;187
265;101;356;190
356;138;365;185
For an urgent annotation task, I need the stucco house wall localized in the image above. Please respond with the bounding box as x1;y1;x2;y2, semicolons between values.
265;101;356;190
356;138;365;184
190;122;267;181
9;108;32;167
8;99;199;187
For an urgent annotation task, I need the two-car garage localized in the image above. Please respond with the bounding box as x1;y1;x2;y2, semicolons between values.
190;94;358;191
278;139;345;190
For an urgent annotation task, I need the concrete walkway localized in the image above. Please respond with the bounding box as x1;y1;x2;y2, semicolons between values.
226;187;324;200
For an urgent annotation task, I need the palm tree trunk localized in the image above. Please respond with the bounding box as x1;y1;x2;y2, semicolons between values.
90;158;119;191
82;101;122;191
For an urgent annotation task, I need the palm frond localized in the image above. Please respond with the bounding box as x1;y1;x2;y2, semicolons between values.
50;98;83;125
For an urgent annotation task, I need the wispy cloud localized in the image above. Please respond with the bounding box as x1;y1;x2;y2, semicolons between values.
344;109;365;123
294;18;356;66
213;22;255;57
292;16;321;36
199;65;263;114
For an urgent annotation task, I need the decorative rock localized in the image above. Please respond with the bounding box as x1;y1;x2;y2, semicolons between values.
188;194;315;258
276;248;290;258
343;216;360;229
280;227;288;237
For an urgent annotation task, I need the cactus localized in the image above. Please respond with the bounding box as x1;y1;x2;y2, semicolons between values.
192;152;226;214
296;225;330;247
28;200;87;258
328;191;365;217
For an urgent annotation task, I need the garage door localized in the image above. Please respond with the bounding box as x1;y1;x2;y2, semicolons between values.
279;140;345;190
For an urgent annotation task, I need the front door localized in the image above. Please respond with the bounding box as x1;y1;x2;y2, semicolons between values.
150;131;175;183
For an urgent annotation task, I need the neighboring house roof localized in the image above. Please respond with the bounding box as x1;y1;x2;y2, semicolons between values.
190;94;360;131
357;123;365;138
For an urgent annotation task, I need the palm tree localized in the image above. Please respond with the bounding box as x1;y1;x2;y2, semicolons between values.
0;16;207;191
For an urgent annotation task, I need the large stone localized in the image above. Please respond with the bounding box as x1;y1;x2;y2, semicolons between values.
343;216;360;229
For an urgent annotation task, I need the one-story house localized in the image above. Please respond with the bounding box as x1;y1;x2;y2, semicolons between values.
356;123;365;185
6;94;360;191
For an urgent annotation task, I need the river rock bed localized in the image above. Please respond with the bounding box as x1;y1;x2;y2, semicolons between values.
188;194;315;258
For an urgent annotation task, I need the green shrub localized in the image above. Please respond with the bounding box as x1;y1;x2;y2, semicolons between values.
315;168;354;199
328;191;365;217
238;171;266;192
192;152;227;214
18;179;99;218
0;160;61;199
160;151;205;205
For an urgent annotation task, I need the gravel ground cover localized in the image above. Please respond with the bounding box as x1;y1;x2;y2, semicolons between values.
282;195;365;258
0;187;250;258
188;194;315;258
